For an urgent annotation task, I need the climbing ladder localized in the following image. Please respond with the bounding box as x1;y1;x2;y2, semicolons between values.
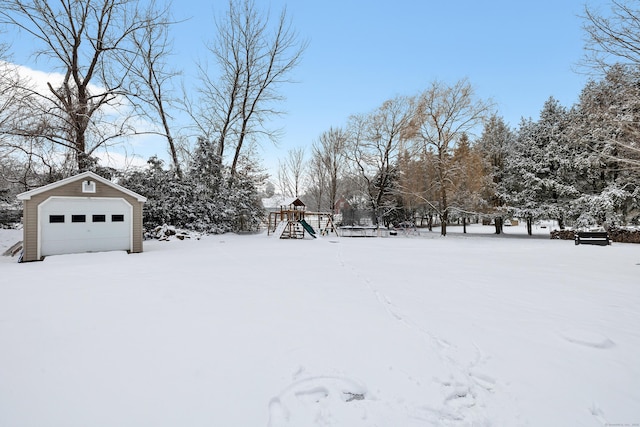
272;220;306;239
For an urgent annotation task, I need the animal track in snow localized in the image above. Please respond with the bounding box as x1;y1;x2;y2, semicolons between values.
589;402;608;424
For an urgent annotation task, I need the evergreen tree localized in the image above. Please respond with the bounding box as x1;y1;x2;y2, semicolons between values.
121;138;265;235
476;115;515;233
121;156;193;231
502;98;580;230
571;65;640;226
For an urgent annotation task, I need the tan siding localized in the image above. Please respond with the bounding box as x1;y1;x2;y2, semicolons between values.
22;200;39;262
21;176;145;261
132;201;144;253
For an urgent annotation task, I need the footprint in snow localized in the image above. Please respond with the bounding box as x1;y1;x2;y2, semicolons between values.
267;375;368;427
444;385;476;409
469;370;497;392
560;329;615;349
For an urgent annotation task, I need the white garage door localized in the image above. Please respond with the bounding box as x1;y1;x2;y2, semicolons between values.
39;197;132;257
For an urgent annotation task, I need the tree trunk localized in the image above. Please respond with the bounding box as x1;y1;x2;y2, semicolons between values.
527;217;533;236
158;103;182;179
441;212;448;236
440;186;448;237
463;217;467;234
78;152;92;172
494;217;502;235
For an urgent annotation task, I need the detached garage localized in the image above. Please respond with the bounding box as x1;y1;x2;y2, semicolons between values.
17;171;147;262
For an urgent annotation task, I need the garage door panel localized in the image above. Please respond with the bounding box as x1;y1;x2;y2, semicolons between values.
40;198;132;257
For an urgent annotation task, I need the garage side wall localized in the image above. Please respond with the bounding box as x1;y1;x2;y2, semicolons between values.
22;178;144;262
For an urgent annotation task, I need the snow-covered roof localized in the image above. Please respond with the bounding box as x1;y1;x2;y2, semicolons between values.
281;197;305;207
16;171;147;202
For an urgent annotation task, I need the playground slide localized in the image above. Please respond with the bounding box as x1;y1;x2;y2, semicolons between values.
273;221;288;238
298;219;317;238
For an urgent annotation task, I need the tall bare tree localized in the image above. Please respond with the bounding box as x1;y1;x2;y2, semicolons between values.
128;2;183;178
277;146;305;198
348;96;414;225
198;0;307;180
0;0;168;172
410;79;491;236
582;0;640;71
306;149;328;212
311;127;348;212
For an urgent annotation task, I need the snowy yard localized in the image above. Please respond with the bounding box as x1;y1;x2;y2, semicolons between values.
1;225;639;426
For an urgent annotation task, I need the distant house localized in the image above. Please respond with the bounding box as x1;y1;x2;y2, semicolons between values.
17;171;146;262
334;196;351;215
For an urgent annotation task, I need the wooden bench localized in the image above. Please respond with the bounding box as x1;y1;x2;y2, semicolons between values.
575;231;610;246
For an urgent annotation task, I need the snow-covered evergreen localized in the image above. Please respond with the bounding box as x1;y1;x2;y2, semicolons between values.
570;65;640;227
121;139;265;235
499;98;579;228
491;72;640;230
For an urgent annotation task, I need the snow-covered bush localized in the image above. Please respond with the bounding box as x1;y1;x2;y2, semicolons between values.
571;185;632;229
120;151;265;237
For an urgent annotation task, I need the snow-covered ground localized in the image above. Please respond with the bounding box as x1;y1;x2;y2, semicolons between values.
1;224;639;426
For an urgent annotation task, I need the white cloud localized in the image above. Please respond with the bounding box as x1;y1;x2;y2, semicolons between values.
3;61;171;170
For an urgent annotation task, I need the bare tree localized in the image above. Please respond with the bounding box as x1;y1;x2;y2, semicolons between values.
0;38;63;187
193;5;243;157
306;150;328;212
410;79;491;236
198;0;307;180
311;127;348;212
0;0;168;172
128;2;183;178
581;2;640;170
277;146;305;198
396;148;440;229
348;96;414;225
0;44;21;141
582;0;640;71
449;133;488;231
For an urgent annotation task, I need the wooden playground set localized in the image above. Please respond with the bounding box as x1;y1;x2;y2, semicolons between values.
267;198;338;239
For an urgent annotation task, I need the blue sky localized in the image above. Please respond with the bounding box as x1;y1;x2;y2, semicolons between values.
5;0;610;174
172;0;601;173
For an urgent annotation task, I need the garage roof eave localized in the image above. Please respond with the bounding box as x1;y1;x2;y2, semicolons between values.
16;171;147;202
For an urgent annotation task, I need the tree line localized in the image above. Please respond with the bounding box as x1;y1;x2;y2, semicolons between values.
286;67;639;236
277;1;640;236
0;0;638;235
